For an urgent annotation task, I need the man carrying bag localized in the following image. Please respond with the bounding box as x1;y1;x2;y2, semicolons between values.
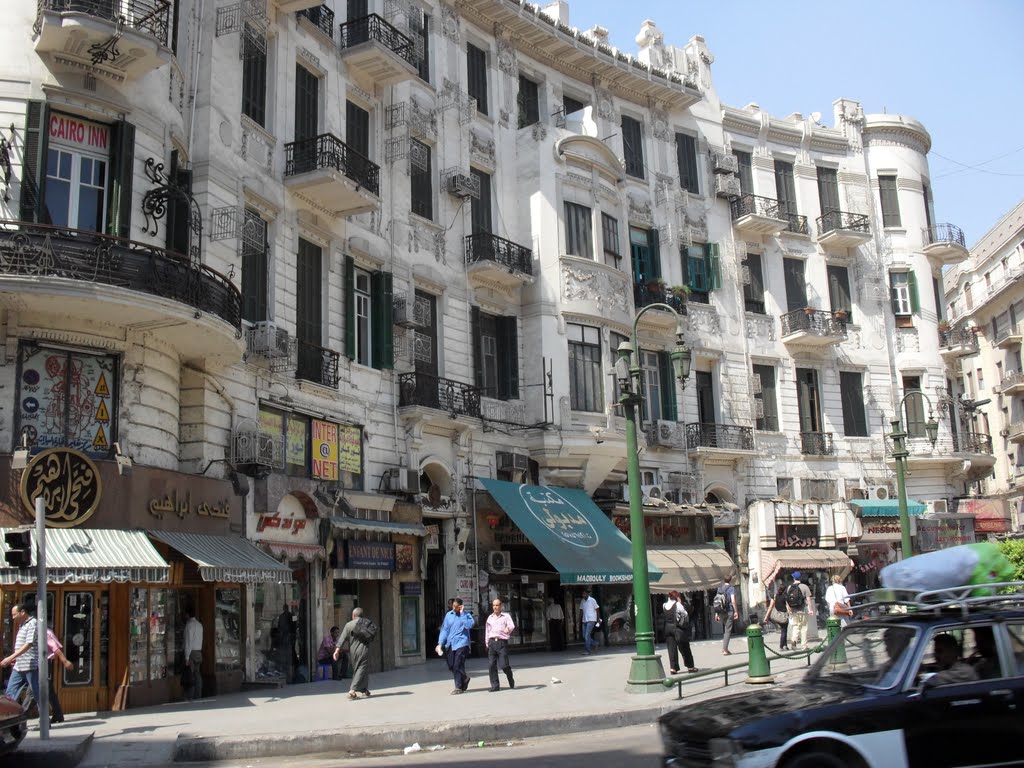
662;591;697;674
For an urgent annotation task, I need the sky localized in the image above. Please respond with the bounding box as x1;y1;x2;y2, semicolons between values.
567;0;1023;248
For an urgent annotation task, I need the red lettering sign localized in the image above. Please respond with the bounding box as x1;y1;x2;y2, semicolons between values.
49;114;109;151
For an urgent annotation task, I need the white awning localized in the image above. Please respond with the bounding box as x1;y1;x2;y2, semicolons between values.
761;548;853;585
0;528;169;585
647;546;737;592
149;531;293;584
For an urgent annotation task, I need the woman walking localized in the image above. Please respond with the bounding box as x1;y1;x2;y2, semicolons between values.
662;591;697;674
762;581;790;650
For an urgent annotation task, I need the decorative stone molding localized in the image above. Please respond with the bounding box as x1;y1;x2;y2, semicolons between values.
686;207;708;241
651;109;671;142
863;127;928;156
298;47;321;71
240;118;275;174
496;37;517;76
895;328;920;353
560;260;630;314
654;173;676;206
470;127;496;168
594;87;614;119
440;3;460;42
628;192;653;225
688;303;721;338
745;314;775;342
531;122;547;142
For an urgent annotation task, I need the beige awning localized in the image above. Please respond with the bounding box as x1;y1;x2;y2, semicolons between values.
647;546;737;592
0;528;169;585
761;548;853;585
149;531;293;584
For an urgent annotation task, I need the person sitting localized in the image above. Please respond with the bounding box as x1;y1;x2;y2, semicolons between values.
967;626;1000;680
924;633;979;688
875;627;914;687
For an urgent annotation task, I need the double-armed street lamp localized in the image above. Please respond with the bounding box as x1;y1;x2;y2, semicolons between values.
887;391;939;558
615;303;691;693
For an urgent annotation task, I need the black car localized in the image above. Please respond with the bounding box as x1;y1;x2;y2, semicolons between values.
659;586;1024;767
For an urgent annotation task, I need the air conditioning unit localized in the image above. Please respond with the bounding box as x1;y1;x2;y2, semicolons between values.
384;467;420;494
487;550;512;574
663;489;681;504
929;499;948;515
714;174;741;199
641;484;663;503
496;451;530;473
393;294;427;329
445;171;481;200
711;152;739;174
866;484;891;500
247;322;290;359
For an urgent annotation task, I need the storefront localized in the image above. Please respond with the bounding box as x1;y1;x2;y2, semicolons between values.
847;498;928;592
954;498;1011;538
915;514;976;552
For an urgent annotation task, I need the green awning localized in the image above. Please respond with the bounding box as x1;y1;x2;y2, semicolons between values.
480;479;661;586
850;499;927;517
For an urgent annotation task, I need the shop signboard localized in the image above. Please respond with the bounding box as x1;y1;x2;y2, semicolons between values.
775;524;819;549
345;540;395;569
311;419;339;481
399;581;421;596
915;515;976;553
860;516;904;543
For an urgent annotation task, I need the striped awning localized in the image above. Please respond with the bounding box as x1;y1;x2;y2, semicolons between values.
849;499;927;517
149;531;293;584
329;516;427;537
0;528;169;585
761;548;853;585
647;546;737;592
258;540;325;563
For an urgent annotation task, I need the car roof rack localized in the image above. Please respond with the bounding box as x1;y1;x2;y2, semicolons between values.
849;582;1024;618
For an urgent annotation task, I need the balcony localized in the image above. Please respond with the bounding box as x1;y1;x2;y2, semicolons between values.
780;309;847;347
938;326;979;361
296;5;334;39
685;422;755;461
995;323;1024;350
817;210;871;250
953;431;994;455
922;223;968;265
1005;422;1024;444
800;431;835;457
0;220;243;360
997;371;1024;396
464;233;533;289
272;0;322;13
398;371;481;423
284;133;380;216
35;0;173;81
730;194;789;237
338;14;417;90
783;213;809;237
296;340;340;389
633;284;688;329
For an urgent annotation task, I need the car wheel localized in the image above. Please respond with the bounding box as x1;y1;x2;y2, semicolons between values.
783;748;863;768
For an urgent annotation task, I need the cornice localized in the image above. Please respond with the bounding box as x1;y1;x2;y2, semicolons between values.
862;117;931;155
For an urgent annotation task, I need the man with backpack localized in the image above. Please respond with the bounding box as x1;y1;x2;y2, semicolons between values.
333;607;378;700
713;575;739;655
784;572;814;650
662;591;697;674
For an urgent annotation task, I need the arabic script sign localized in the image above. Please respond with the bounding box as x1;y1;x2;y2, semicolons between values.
21;447;102;528
148;489;231;521
519;485;599;549
775;524;819;549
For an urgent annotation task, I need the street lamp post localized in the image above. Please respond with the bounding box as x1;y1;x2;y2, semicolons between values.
887;392;939;558
615;303;691;693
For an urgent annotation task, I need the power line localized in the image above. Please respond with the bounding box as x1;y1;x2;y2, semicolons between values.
932;146;1024;179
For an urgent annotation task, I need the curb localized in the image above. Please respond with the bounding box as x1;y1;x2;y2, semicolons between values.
14;732;94;768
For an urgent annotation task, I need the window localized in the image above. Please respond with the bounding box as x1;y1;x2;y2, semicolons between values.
774;159;797;216
601;213;621;267
346;101;370;158
16;342;119;458
639;350;678;424
796;367;823;433
964;283;973;311
902;376;925;438
295;238;325;385
294;64;319;141
472;309;519;400
567;323;602;412
682;243;721;304
933;277;944;324
467;43;488;116
784;257;807;311
242;30;267;127
776;477;794;500
411;9;429;82
629;226;660;284
564;202;593;259
470;168;492;234
621;115;644;179
752;364;779;431
734;150;753;196
563;95;586;116
828;265;853;322
816;167;840;214
743;253;766;314
879;174;901;227
977;368;985;392
890;271;919;316
241;207;269;323
410;138;432;219
840;371;868;437
675;133;699;194
517;75;540;128
804;479;836;501
344;257;393;370
260;404;364;488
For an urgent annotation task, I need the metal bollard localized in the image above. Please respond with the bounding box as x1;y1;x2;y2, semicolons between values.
825;617;845;663
745;623;775;684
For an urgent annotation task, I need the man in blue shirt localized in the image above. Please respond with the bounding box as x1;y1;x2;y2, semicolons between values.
436;597;475;694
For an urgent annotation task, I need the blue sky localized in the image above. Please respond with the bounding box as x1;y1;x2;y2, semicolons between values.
567;1;1023;247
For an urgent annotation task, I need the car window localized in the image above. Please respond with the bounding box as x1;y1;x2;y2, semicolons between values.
911;627;986;689
810;624;919;689
1006;622;1024;676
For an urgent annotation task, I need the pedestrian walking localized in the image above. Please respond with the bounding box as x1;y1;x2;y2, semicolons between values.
183;607;204;700
436;597;475;694
485;599;515;692
662;591;697;674
784;572;814;650
762;580;790;650
45;627;73;724
546;598;565;651
334;607;377;699
1;603;46;720
824;575;853;628
579;589;599;655
713;575;739;655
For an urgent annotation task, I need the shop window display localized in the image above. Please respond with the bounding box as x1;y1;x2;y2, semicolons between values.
64;592;95;686
215;588;242;672
254;572;309;683
129;588;185;684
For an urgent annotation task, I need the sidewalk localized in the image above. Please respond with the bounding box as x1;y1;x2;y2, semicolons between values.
30;638;811;767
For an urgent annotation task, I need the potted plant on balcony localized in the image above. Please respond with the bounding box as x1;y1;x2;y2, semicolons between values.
833;310;848;322
803;306;816;316
937;320;951;332
646;277;666;299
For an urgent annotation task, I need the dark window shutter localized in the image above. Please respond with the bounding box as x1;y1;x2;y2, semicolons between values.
650;229;661;279
295;64;319;141
784;257;807;311
498;315;519;400
370;270;393;369
165;150;191;254
658;351;677;421
344;256;356;360
346;100;370;158
908;271;920;314
796;370;815;433
20;100;50;224
106;119;135;239
679;246;689;286
706;243;722;290
471;306;483;390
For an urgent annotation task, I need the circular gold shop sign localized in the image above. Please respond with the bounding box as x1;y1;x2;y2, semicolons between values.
20;447;103;528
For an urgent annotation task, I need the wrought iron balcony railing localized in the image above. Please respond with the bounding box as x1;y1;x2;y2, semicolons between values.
994;323;1022;345
338;13;415;66
730;193;784;222
780;308;847;337
784;212;809;235
952;431;993;455
800;431;835;456
998;371;1024;393
938;326;979;352
296;339;340;389
464;232;533;275
685;422;754;451
818;209;870;236
399;371;481;419
39;0;171;44
284;133;380;196
0;220;241;330
633;283;688;314
923;223;966;249
297;4;334;38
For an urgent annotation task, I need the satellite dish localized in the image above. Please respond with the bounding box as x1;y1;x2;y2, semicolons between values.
810;111;822;124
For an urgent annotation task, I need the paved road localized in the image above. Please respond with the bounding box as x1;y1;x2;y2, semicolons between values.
186;724;661;768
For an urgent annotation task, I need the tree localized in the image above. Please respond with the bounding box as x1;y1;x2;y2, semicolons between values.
996;539;1024;582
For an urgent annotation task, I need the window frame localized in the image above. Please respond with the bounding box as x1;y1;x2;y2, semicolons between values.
564;201;593;260
410;138;433;220
675;132;700;195
466;42;489;116
241;30;268;127
517;74;540;128
743;252;766;314
879;174;902;228
241;207;269;323
839;370;869;437
601;213;621;268
567;323;603;412
621;114;645;179
752;363;779;432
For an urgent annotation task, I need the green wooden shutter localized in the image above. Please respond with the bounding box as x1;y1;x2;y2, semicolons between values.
471;306;483;390
20;100;49;224
650;229;661;279
679;246;690;287
370;270;393;369
705;242;722;290
498;315;519;400
908;271;920;314
107;120;135;238
344;256;356;360
658;351;677;421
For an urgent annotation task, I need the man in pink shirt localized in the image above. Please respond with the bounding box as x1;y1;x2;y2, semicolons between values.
485;599;515;692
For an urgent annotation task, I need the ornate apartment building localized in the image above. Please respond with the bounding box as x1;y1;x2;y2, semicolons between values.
0;0;992;710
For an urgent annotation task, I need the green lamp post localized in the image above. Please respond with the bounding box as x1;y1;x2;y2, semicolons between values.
887;391;939;557
615;303;691;693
